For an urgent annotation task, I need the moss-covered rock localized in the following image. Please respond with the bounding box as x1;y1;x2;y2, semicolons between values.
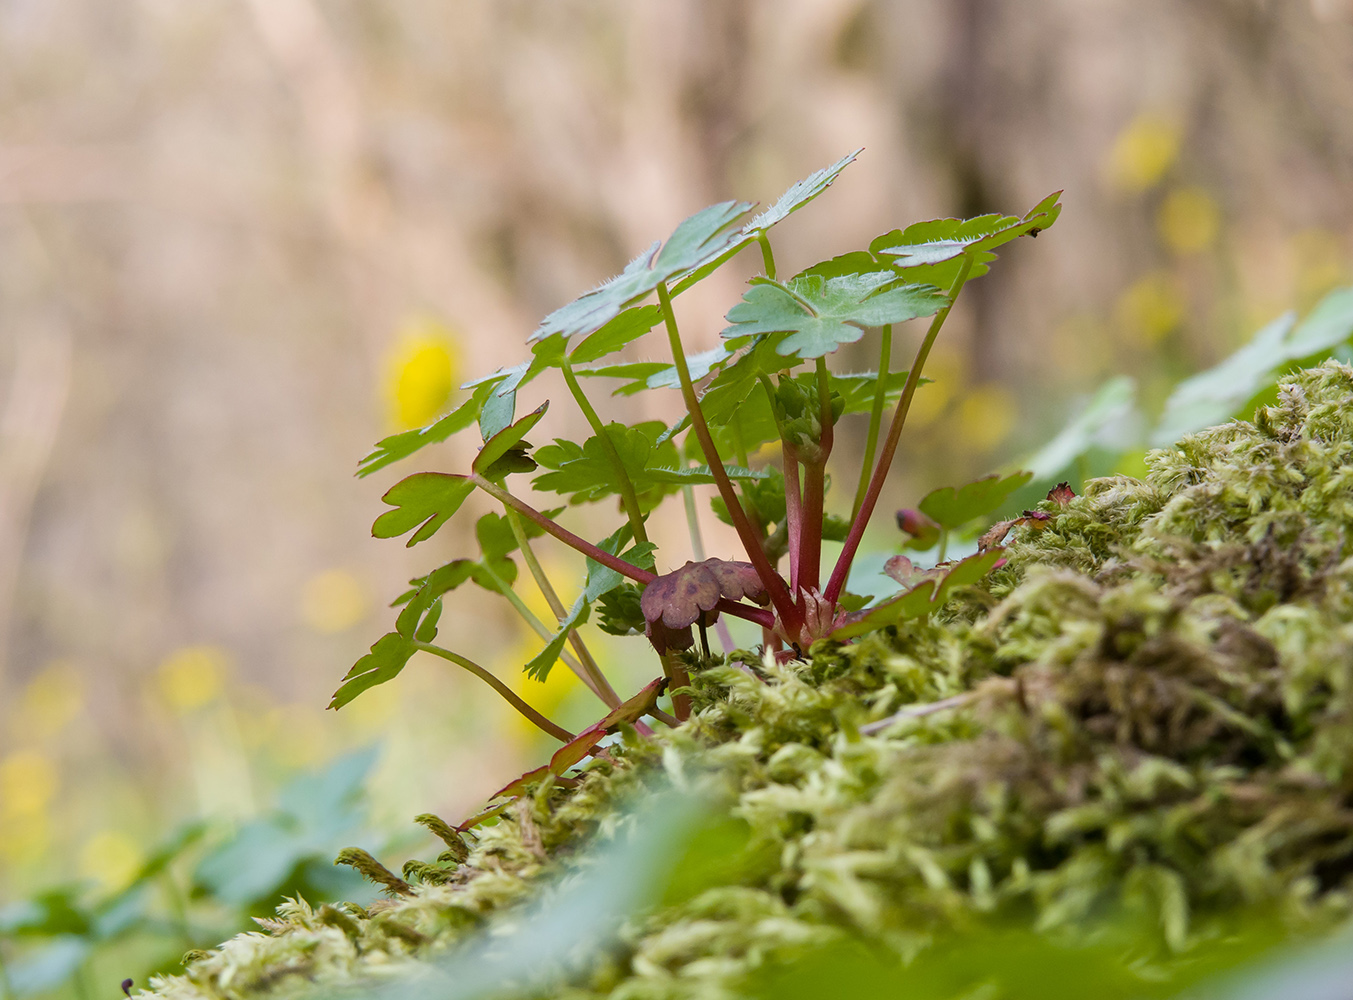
145;363;1353;999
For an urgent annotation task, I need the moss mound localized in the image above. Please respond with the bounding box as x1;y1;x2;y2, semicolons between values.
146;363;1353;999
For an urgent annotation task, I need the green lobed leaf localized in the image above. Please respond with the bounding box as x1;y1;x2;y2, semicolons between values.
723;272;949;360
395;560;477;638
568;305;663;364
800;192;1062;290
574;361;671;396
472;402;548;478
917;471;1034;530
329;632;417;709
669;150;861;294
524;595;590;681
356;382;494;479
531;201;754;344
372;473;475;546
533;421;766;510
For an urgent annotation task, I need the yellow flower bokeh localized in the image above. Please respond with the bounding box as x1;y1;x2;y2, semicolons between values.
300;568;368;633
78;829;144;893
1116;272;1186;346
19;660;85;740
1158;187;1221;254
158;645;229;712
1105;112;1182;193
384;317;462;430
956;384;1017;452
1;749;58;817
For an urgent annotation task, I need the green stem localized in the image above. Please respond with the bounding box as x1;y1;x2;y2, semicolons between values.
758;234;777;280
477;556;609;704
561;359;649;544
656;280;798;630
852;323;892;520
414;642;576;742
473;476;654;584
937;528;949;563
825;254;974;605
503;507;619;708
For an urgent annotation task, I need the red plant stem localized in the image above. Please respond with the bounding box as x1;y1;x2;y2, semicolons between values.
798;357;835;592
823;255;973;605
783;443;803;591
799;458;825;592
714;597;775;630
473;475;655;585
851;323;891;520
655;281;799;631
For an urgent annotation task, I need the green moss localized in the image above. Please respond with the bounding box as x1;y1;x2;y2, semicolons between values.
144;363;1353;999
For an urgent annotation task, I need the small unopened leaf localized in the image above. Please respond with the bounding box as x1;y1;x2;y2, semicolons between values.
372;473;475;546
640;559;765;631
917;471;1033;530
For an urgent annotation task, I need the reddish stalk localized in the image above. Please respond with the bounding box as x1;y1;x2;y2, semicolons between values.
824;255;973;605
783;443;803;591
655;281;799;632
797;357;835;592
473;476;654;585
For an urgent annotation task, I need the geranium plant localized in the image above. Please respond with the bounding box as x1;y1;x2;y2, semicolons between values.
334;152;1060;824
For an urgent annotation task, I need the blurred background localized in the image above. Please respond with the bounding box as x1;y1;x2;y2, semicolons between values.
1;0;1352;973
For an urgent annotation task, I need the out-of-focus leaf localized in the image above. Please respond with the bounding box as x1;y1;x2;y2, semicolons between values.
1152;287;1353;446
532;201;753;343
6;937;91;996
0;890;90;937
524;595;590;681
372;473;475;546
359;792;703;1000
357;382;494;478
723;273;948;360
195;750;376;906
917;471;1033;530
1024;376;1141;479
329;632;417;709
